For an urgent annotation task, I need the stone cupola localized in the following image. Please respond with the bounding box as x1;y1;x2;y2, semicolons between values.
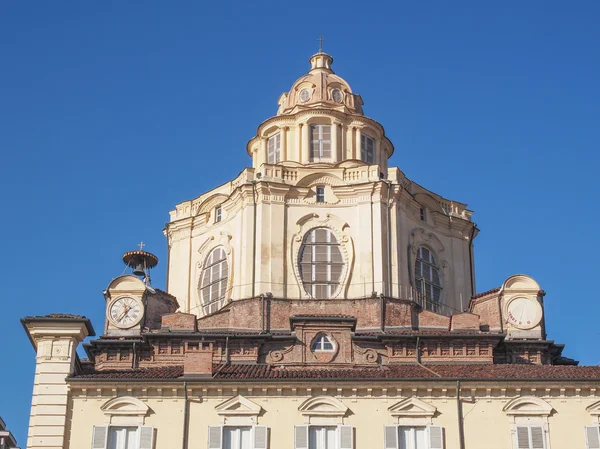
246;50;394;169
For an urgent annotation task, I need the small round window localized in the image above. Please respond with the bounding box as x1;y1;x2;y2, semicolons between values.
311;334;335;352
331;88;343;103
299;88;311;103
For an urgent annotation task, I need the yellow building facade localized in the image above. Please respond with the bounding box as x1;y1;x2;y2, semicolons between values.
22;49;600;449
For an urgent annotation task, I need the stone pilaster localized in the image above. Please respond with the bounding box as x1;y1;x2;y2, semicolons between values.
22;315;94;449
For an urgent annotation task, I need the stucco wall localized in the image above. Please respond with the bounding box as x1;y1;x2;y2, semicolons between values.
66;386;598;449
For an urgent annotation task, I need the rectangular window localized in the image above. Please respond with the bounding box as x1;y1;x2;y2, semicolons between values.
384;425;443;449
215;206;222;223
515;426;546;449
586;426;600;449
310;125;332;161
267;132;281;164
224;426;252;449
91;425;154;449
208;426;268;449
419;207;425;221
109;427;138;449
360;134;375;164
316;186;325;203
295;425;352;449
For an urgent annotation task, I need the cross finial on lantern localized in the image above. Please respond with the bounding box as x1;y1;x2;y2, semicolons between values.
317;36;325;53
138;242;145;251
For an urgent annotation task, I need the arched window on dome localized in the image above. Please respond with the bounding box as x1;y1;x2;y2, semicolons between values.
200;247;229;314
414;246;442;312
299;228;344;299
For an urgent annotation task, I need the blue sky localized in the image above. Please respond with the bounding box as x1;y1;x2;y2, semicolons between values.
1;1;599;444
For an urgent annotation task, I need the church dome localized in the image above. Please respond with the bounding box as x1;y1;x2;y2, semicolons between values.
277;51;364;116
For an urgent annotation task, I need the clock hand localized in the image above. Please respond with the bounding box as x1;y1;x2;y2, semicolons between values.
117;306;132;323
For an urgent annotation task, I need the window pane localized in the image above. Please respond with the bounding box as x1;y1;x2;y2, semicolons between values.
415;427;427;449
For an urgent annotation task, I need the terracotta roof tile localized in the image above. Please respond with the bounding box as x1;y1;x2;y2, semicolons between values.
471;287;501;300
71;364;600;381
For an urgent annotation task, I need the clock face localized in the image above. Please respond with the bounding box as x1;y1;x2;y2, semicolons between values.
299;88;311;103
506;297;542;330
108;296;143;329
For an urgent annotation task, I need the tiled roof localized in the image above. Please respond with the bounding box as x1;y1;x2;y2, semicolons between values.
355;330;499;337
291;314;356;319
471;287;501;300
71;363;600;381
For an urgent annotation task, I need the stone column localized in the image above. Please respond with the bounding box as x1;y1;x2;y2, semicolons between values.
355;127;362;161
332;122;340;163
302;123;310;164
22;316;94;449
281;127;288;162
261;137;268;165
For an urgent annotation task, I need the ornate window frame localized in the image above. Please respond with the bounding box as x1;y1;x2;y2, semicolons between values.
195;232;234;316
586;400;600;424
409;228;449;305
101;396;151;426
298;396;349;425
388;397;438;426
215;395;263;425
291;213;354;299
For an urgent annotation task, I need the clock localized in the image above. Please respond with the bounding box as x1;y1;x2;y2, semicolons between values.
299;88;311;103
506;297;542;330
107;296;143;329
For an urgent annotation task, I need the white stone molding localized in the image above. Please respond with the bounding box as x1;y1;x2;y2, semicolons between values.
388;397;437;425
101;396;150;425
215;395;262;425
195;232;234;316
298;396;349;424
503;396;553;423
587;400;600;424
501;274;541;293
290;213;354;299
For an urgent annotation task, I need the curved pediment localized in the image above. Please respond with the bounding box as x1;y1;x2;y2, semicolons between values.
298;396;348;418
388;397;437;418
296;172;346;188
503;396;553;416
502;274;541;292
105;275;146;293
101;396;150;417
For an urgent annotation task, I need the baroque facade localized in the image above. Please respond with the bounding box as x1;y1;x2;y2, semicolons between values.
22;50;600;449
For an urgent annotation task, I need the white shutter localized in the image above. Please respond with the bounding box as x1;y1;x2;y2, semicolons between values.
138;426;154;449
91;426;109;449
586;426;600;449
427;426;444;449
530;426;545;449
294;425;309;449
208;426;223;449
253;425;268;449
516;426;531;449
384;425;398;449
338;425;353;449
